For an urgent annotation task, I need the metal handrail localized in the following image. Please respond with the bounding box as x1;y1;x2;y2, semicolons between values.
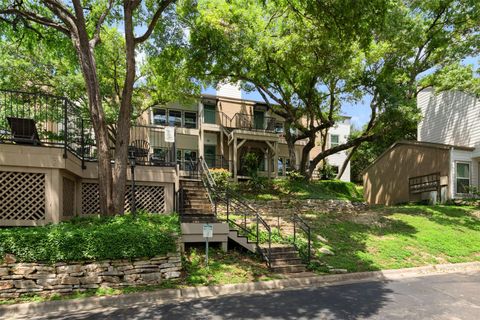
198;156;273;268
292;212;312;264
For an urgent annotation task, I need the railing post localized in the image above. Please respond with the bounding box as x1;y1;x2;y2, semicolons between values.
307;227;311;263
268;230;272;268
226;195;230;221
63;99;68;159
80;118;86;169
293;217;296;245
256;214;259;245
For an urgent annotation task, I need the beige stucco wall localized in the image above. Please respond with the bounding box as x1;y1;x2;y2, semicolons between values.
363;143;450;205
0;145;177;225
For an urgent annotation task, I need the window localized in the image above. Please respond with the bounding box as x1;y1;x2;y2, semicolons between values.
275;122;284;134
184;112;197;128
184;150;197;161
330;134;339;147
152;148;169;162
456;162;470;194
331;165;339;175
177;149;198;170
152;109;167;125
204;105;216;124
168;110;182;127
278;158;284;176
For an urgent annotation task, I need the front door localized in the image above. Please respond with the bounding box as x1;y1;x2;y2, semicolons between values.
254;111;265;130
204;145;216;168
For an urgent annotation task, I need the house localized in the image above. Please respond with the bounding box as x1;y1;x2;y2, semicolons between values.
364;87;480;205
0;86;351;226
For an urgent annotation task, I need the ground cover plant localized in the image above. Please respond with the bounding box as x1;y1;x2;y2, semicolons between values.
0;213;179;263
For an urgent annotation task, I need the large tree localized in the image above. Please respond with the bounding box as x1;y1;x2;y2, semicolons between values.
0;0;175;215
183;0;479;179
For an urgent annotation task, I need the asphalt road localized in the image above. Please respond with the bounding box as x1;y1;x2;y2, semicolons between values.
25;272;480;320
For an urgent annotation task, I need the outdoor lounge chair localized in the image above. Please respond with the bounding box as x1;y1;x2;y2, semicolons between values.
7;117;42;145
128;139;150;165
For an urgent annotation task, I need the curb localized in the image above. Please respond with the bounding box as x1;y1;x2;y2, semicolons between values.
2;261;480;318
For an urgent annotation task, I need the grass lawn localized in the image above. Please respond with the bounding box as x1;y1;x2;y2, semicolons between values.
306;205;480;273
238;179;363;201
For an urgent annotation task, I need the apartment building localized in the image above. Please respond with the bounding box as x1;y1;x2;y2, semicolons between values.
137;84;351;181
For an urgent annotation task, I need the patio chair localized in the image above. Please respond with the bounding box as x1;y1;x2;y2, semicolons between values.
128;139;150;165
7;117;41;145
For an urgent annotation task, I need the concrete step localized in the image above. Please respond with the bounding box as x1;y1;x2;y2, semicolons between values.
228;230;256;252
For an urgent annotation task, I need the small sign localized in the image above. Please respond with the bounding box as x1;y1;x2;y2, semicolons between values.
165;126;175;143
203;224;213;238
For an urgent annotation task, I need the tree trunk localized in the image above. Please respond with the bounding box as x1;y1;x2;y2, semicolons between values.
284;123;297;171
336;145;358;180
112;2;137;214
299;132;316;179
71;37;114;215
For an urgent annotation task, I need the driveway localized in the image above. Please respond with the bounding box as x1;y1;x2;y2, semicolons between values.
20;272;480;319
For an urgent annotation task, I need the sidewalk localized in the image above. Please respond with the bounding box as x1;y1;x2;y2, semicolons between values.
2;261;480;319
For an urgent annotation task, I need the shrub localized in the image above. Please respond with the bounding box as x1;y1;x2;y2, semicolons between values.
286;170;304;181
209;168;232;189
318;161;337;180
0;213;180;263
242;152;260;178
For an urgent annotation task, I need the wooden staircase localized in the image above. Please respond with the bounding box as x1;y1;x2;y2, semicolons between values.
179;179;216;223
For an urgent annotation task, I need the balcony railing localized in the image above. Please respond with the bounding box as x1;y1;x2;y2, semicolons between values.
0;89;178;168
205;110;284;133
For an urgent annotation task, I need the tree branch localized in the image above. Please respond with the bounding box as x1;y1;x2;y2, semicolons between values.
0;8;70;35
90;0;114;47
134;0;174;44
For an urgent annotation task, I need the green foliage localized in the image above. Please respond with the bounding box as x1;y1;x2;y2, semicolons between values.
318;161;337;180
242;152;260;178
286;171;304;181
307;205;480;273
184;248;279;286
0;214;180;263
209;168;232;189
183;0;480;177
239;179;363;201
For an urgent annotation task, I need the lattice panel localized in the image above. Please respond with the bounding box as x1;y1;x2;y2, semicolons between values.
81;183;165;214
125;185;166;214
0;171;46;220
81;183;100;215
63;177;75;217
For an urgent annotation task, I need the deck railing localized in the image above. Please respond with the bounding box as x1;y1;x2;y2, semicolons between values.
0;89;176;168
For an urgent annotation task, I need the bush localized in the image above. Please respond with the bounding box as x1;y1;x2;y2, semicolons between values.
318;161;337;180
0;213;180;263
242;152;260;178
209;168;232;189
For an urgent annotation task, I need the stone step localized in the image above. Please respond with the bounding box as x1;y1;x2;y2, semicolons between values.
268;246;297;253
270;258;303;266
271;264;307;274
268;251;301;259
